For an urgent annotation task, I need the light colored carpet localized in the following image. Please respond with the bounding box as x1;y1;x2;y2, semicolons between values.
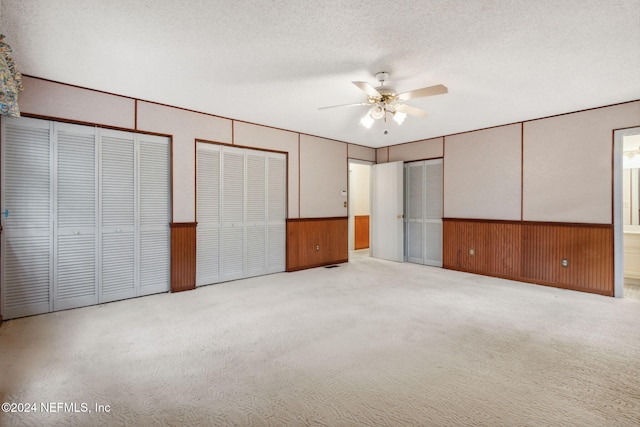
624;282;640;300
1;252;640;426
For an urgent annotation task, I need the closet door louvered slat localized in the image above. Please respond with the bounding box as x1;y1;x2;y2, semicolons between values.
1;118;52;318
139;136;170;295
196;144;221;286
54;124;98;310
100;131;136;302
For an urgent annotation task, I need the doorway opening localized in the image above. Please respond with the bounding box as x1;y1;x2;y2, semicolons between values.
348;160;372;258
614;126;640;299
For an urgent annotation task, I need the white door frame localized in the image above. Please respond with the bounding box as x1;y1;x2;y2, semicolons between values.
614;126;640;298
348;159;373;254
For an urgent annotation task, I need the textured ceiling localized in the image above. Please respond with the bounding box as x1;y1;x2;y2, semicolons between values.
2;0;639;148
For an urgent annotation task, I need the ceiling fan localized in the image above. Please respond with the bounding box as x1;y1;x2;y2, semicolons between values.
319;72;447;129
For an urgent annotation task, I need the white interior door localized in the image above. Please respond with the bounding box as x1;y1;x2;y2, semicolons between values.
222;147;245;281
138;134;171;295
196;144;221;286
423;159;443;266
100;130;136;303
1;117;170;320
54;122;98;311
195;143;286;286
1;117;53;319
405;162;424;263
246;152;267;277
267;154;286;273
371;161;404;262
404;159;443;267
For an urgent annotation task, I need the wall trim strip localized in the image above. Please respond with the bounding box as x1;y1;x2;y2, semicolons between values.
287;217;348;222
443;217;613;228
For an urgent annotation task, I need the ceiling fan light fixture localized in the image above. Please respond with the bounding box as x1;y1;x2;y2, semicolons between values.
360;114;374;129
318;72;446;130
369;105;385;120
393;111;407;125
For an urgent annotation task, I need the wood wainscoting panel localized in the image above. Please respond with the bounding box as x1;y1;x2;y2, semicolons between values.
354;215;370;250
287;217;348;271
443;219;522;278
170;222;197;292
443;219;613;296
521;223;613;295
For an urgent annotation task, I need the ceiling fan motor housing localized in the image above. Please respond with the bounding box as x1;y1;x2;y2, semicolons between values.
376;71;390;84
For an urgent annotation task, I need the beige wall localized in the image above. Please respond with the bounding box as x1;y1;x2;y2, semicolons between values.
348;143;376;162
444;124;522;220
16;76;640;226
20;76;135;129
376;147;389;163
299;135;348;218
16;76;357;223
523;101;640;223
136;101;232;222
371;102;640;225
388;137;443;162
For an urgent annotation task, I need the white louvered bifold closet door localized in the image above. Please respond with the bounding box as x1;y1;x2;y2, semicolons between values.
196;143;221;286
423;159;443;266
1;118;170;320
139;134;171;296
406;162;424;264
1;117;52;319
267;154;286;273
246;152;267;277
222;147;245;281
404;159;443;267
100;130;136;303
54;123;98;311
195;143;286;287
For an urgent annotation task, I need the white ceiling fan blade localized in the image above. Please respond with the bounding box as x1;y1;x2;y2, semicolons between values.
397;84;448;101
352;81;381;98
395;103;428;118
318;102;371;110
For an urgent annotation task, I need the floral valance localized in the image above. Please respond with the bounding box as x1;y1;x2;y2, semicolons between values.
0;34;23;118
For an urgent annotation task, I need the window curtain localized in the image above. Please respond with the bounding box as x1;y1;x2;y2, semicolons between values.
0;34;23;118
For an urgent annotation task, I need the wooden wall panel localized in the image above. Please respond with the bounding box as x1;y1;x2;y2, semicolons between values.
287;218;348;271
444;219;613;296
521;223;613;294
354;215;370;250
443;220;521;278
170;222;197;292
